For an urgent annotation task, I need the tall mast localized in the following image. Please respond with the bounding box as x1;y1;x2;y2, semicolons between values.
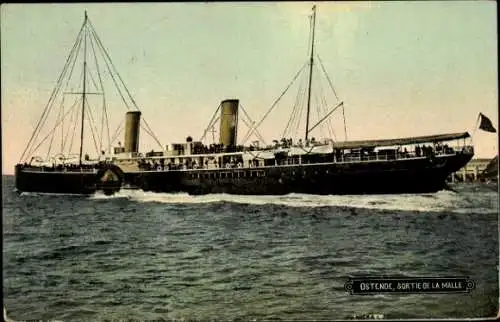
305;5;316;142
79;11;88;165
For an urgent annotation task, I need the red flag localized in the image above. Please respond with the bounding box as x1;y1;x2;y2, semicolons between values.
479;113;496;133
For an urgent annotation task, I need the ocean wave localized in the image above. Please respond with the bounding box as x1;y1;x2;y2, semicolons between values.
89;189;497;214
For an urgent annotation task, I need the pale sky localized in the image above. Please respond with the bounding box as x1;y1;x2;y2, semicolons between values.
1;2;498;175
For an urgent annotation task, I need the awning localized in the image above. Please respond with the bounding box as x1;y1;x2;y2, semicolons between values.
331;132;470;150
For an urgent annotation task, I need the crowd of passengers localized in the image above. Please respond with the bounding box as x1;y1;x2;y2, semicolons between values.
138;157;245;171
191;138;321;154
20;154;110;171
139;143;458;171
20;162;101;172
345;143;454;160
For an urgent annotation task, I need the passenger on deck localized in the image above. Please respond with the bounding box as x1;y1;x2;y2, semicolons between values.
415;145;421;157
435;143;442;154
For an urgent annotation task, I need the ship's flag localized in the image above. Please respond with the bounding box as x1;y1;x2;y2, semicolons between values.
479;113;497;133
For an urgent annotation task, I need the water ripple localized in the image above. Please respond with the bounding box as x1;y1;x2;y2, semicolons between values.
2;177;498;320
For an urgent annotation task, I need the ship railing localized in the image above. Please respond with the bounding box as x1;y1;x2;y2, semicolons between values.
139;144;471;170
335;146;468;164
21;165;99;173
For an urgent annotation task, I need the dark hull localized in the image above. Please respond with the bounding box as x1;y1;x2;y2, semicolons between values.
123;153;473;195
14;164;123;195
15;154;472;196
15;165;97;195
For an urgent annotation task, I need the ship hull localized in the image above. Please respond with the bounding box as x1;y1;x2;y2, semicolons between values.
122;153;473;195
15;154;472;196
14;164;123;195
15;165;97;195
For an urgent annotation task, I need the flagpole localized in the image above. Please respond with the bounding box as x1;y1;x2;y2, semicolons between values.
472;113;481;137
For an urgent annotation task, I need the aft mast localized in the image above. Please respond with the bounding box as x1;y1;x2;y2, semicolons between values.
305;5;316;142
79;10;88;166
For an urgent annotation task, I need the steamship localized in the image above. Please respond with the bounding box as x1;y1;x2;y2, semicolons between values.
15;7;474;196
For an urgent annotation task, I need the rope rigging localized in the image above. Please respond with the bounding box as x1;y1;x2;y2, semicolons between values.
313;62;336;141
20;13;170;164
241;62;308;145
87;18;163;150
21;19;86;162
89;34;111;154
239;104;266;145
21;21;86;162
282;66;307;139
85;100;101;156
241;6;346;147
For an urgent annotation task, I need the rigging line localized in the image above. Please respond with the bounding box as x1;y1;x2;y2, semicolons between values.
103;95;111;154
109;120;125;146
88;25;164;148
89;34;110;153
314;63;336;140
200;103;221;142
294;77;307;138
109;122;125;147
21;25;85;162
88;20;163;150
62;35;84;92
26;45;86;161
317;85;336;141
342;103;348;141
292;73;307;140
208;116;220;144
320;83;336;140
317;54;340;101
29;32;86;162
282;69;306;139
308;101;344;134
28;98;83;158
58;35;84;153
68;104;81;156
86;99;101;152
85;101;101;156
88;35;103;151
62;96;83;153
60;94;66;152
86;66;100;94
239;104;266;145
241;63;307;144
292;70;309;138
241;62;308;145
313;90;326;140
46;95;66;160
242;114;266;145
282;70;304;138
88;25;131;110
239;117;263;145
307;63;342;138
88;23;162;150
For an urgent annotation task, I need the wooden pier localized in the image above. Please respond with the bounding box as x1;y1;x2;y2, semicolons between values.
448;157;495;183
